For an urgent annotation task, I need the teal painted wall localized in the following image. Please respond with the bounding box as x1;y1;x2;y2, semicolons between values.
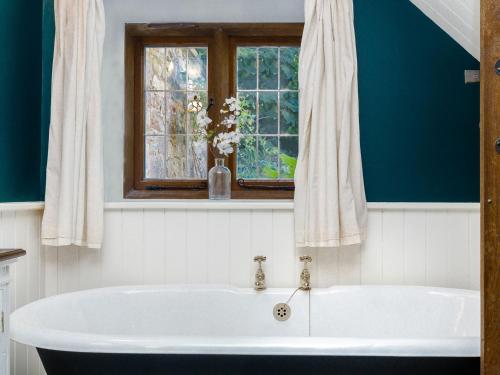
41;0;55;198
355;1;480;202
5;0;481;202
0;0;43;201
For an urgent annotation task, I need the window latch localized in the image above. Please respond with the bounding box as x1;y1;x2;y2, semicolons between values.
237;179;294;191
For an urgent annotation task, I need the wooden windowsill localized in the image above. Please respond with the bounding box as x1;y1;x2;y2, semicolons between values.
0;249;26;262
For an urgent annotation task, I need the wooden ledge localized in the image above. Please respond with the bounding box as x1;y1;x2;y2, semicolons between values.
0;249;26;262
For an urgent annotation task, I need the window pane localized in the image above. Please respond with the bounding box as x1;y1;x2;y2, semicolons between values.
187;91;208;133
280;48;299;90
188;48;208;90
258;48;278;89
280;136;298;178
258;136;279;179
280;91;298;135
166;48;187;90
145;48;166;91
237;136;257;179
165;135;187;178
237;48;257;90
258;92;278;134
145;136;166;179
236;46;299;181
237;92;256;134
144;46;208;180
145;91;165;135
187;136;208;179
165;91;187;134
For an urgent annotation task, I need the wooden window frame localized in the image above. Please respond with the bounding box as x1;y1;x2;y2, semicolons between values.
124;23;303;199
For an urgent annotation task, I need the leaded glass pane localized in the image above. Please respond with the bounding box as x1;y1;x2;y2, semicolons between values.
145;136;166;179
258;92;278;134
258;48;278;89
280;48;299;90
237;135;257;179
236;46;300;180
237;48;257;90
280;91;299;135
145;91;165;135
144;46;208;180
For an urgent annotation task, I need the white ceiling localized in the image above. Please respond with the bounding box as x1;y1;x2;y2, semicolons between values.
410;0;480;60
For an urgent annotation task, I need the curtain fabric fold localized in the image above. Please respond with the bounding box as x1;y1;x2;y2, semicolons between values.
294;0;367;248
41;0;105;248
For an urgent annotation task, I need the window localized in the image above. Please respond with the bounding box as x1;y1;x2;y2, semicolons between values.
236;47;299;181
144;47;209;180
124;24;303;199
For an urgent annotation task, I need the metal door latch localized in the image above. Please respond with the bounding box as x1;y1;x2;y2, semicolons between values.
495;138;500;153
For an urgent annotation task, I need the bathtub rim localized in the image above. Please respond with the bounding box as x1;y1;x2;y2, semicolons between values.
10;284;480;357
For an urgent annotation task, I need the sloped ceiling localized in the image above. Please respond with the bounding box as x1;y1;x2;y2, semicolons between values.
410;0;480;60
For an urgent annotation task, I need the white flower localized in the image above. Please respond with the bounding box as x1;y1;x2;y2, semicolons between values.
196;110;212;128
222;115;237;128
217;142;234;156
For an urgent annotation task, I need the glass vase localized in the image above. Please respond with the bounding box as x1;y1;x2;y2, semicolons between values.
209;158;231;200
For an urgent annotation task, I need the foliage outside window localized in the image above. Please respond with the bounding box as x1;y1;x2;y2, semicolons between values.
236;47;299;181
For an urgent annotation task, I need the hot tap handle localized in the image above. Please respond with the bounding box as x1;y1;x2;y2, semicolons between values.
254;255;267;263
299;255;312;264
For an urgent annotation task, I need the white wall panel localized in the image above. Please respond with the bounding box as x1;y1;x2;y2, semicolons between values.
0;203;480;375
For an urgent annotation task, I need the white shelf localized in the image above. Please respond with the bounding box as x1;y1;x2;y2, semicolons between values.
0;201;480;211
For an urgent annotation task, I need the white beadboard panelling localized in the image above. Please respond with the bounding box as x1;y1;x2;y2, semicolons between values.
143;210;165;284
43;247;58;297
446;211;470;289
250;210;274;285
122;210;144;284
78;248;101;291
469;210;480;290
338;245;361;285
316;248;339;287
164;210;188;284
186;211;209;284
361;210;383;284
207;210;230;284
101;209;123;287
382;211;405;284
229;211;252;287
410;0;480;60
426;211;448;286
0;202;481;375
58;246;79;294
404;211;427;285
272;210;296;287
0;211;45;375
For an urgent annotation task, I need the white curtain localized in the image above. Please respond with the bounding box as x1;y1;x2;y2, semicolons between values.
41;0;105;248
294;0;367;247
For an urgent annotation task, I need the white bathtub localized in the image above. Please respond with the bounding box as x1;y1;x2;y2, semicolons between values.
10;285;479;358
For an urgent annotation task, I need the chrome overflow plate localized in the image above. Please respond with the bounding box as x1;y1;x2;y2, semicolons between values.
273;303;291;321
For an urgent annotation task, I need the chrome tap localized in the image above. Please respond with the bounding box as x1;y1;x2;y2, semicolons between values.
299;256;312;290
253;255;267;291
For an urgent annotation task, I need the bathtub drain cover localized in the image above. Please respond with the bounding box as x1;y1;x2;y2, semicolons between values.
273;303;291;321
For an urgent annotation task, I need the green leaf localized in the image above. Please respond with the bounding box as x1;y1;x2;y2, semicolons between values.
262;166;279;178
279;153;297;178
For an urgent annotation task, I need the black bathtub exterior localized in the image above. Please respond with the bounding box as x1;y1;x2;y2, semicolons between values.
38;349;480;375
